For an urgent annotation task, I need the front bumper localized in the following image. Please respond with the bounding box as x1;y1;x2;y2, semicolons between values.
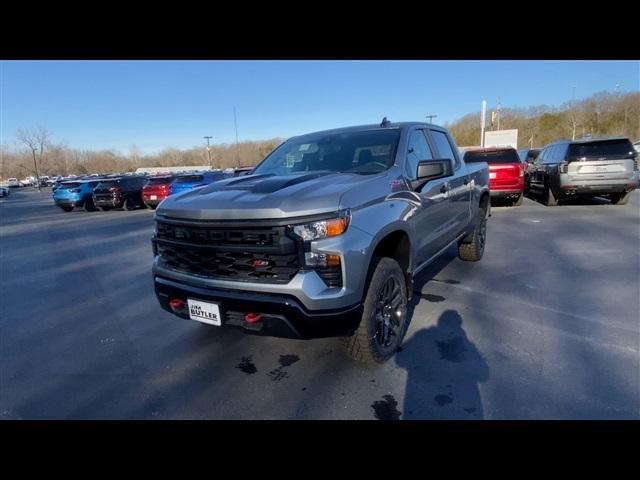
154;275;362;339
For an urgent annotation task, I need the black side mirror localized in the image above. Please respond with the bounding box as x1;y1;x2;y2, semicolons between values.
416;158;453;181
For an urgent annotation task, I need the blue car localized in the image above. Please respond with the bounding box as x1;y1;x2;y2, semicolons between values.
53;179;102;212
170;171;231;196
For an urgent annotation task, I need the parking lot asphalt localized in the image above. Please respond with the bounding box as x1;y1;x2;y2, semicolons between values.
1;189;639;419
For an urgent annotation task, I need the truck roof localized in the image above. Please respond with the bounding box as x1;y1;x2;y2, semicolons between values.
289;121;444;140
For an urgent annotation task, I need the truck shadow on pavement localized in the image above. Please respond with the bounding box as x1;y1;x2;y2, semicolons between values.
393;249;490;419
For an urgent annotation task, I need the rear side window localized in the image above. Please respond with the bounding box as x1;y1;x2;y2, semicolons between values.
568;139;636;159
405;130;433;180
464;149;520;164
430;130;459;167
60;182;82;189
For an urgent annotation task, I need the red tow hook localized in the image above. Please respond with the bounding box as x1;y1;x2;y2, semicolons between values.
244;312;262;324
169;298;186;311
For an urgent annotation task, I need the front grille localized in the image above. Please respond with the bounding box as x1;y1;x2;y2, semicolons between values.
155;220;301;284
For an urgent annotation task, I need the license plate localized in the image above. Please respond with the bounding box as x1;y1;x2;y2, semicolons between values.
489;172;496;179
187;299;222;326
150;195;157;200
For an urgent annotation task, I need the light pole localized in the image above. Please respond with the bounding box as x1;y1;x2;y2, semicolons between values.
426;114;437;124
203;136;213;169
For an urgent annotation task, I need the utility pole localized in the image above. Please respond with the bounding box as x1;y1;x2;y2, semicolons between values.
425;114;437;124
30;148;41;191
480;100;487;147
203;136;213;169
571;85;577;141
233;106;240;167
496;102;502;130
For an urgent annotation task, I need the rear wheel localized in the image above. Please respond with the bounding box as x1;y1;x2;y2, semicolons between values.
458;203;487;262
544;183;558;206
513;194;523;206
342;257;408;364
609;191;632;205
123;197;136;211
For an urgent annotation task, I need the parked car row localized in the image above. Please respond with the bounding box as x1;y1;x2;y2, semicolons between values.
51;169;247;212
463;136;638;207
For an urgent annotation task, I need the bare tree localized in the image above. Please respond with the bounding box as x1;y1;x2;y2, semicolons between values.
16;126;50;190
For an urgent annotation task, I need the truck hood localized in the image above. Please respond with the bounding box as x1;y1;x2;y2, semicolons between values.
156;171;386;220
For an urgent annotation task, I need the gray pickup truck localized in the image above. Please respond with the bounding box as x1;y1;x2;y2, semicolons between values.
152;120;490;363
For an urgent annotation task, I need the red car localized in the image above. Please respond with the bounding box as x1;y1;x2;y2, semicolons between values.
142;175;176;209
463;147;525;206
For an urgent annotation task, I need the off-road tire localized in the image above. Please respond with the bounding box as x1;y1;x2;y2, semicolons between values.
609;191;632;206
458;204;487;262
342;257;408;364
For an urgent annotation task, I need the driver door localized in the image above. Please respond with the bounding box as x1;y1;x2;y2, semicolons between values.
404;129;454;266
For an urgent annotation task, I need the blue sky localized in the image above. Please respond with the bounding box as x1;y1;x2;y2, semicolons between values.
2;60;638;154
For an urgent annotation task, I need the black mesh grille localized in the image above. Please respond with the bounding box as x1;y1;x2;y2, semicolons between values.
155;221;301;284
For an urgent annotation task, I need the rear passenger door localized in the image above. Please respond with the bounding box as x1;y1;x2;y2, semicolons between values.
427;129;470;243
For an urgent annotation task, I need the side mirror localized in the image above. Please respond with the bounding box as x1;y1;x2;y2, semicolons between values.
416;158;454;181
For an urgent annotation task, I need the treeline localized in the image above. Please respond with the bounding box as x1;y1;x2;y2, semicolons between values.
2;89;638;180
0;135;283;180
446;90;639;148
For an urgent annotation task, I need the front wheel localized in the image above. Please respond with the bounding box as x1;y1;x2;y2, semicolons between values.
342;257;408;364
609;191;632;205
84;197;97;212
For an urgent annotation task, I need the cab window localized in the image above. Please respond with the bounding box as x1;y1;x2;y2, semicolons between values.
405;130;433;180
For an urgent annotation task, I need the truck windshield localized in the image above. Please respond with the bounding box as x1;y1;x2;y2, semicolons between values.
253;129;402;176
464;149;520;164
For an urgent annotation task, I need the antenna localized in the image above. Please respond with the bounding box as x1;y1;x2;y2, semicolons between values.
380;116;390;127
233;106;240;167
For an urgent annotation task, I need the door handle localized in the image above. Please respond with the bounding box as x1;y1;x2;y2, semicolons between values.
440;183;450;194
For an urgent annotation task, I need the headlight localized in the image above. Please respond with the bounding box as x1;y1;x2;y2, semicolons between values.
292;210;351;241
